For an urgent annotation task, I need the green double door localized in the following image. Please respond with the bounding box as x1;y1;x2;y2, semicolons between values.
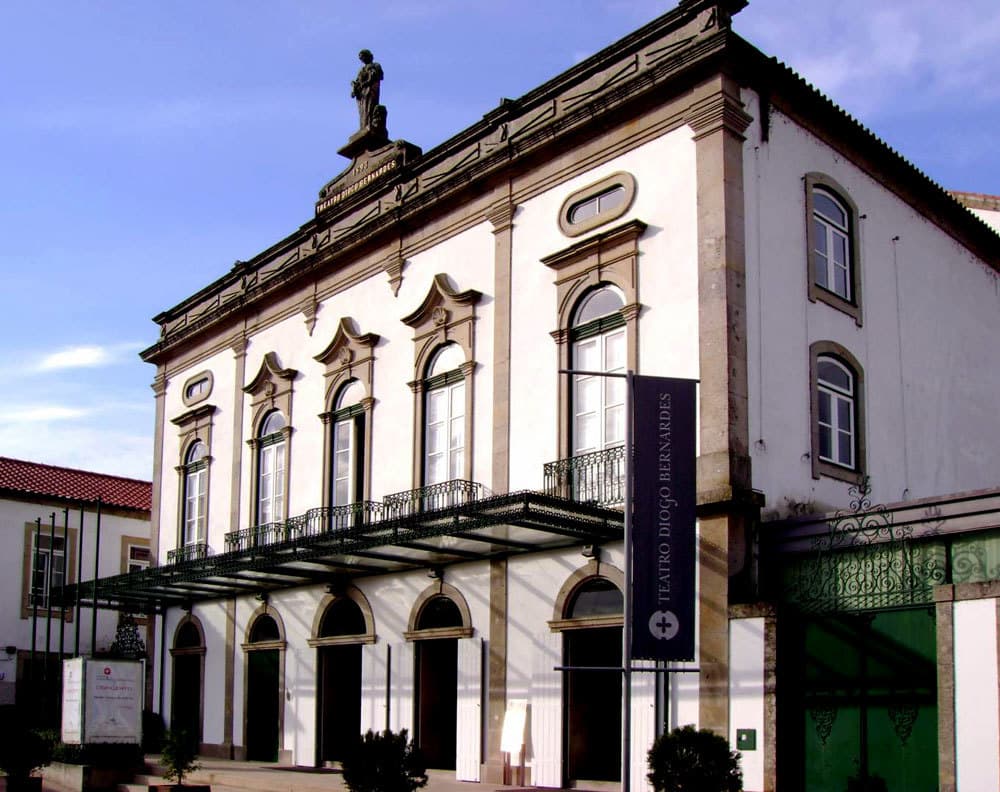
780;609;937;791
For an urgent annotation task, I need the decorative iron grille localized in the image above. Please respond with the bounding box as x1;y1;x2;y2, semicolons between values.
166;542;209;564
543;445;625;508
780;478;948;612
382;479;485;518
224;502;385;552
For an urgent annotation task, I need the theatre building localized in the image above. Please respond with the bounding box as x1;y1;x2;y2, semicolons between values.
73;2;1000;790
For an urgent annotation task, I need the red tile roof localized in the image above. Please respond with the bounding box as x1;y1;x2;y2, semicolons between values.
0;457;151;513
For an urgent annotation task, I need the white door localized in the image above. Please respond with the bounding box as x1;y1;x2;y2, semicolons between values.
360;643;387;734
531;631;563;787
629;660;657;792
456;637;483;781
390;642;414;736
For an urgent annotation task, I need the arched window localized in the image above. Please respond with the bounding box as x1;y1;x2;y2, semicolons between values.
175;620;203;650
416;595;464;630
183;440;208;546
257;411;286;525
319;598;367;638
567;578;623;619
249;613;281;643
424;344;466;486
330;379;367;507
816;357;856;469
811;342;865;481
570;285;626;457
806;174;862;323
812;188;852;300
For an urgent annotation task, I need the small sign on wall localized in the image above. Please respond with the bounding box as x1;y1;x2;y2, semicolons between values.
62;658;143;745
0;651;16;706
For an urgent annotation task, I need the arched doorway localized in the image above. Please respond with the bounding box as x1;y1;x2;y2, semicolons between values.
413;595;464;770
244;610;284;762
562;577;623;783
170;617;205;752
313;594;370;765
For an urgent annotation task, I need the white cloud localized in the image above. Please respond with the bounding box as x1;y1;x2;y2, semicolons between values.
2;405;90;422
0;421;152;481
35;342;141;372
739;0;1000;117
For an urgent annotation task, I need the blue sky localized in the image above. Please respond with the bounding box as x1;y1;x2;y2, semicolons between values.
1;0;997;481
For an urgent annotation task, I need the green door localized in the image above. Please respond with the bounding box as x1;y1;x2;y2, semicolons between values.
246;649;280;762
781;609;937;791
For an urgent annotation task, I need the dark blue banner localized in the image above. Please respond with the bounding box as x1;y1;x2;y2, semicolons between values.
631;375;696;662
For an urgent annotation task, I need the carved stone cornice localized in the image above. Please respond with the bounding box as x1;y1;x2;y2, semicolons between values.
485;200;517;234
151;373;168;397
301;298;321;336
170;404;218;428
383;254;406;297
685;87;753;140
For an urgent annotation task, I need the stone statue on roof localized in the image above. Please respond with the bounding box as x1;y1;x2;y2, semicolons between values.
351;49;384;133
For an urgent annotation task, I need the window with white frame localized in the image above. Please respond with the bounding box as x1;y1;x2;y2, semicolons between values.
816;356;856;469
30;532;66;608
423;344;466;486
331;379;366;506
183;440;208;545
812;188;852;301
810;342;865;482
571;286;626;456
257;411;287;525
126;544;151;573
805;174;862;324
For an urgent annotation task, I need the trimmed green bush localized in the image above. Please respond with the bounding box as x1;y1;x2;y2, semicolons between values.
341;729;428;792
647;725;742;792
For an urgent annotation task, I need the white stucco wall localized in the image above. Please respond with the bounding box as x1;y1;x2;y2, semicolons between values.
508;128;700;491
953;598;1000;792
743;90;1000;513
729;617;765;792
0;496;149;661
968;206;1000;234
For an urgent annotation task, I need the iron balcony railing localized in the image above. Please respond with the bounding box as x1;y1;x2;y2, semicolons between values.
543;445;626;508
166;541;209;564
225;502;384;552
383;479;486;518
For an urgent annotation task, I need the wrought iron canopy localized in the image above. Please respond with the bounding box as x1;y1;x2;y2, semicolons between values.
57;491;623;614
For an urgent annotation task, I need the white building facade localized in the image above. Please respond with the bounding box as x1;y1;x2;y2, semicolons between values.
84;2;1000;790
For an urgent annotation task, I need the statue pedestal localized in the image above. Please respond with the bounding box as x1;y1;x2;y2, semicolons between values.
337;127;390;160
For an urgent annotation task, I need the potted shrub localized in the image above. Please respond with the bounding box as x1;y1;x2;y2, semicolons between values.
149;730;208;792
0;722;52;792
341;729;427;792
647;724;743;792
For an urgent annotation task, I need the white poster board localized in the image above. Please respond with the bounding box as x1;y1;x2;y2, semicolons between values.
62;658;85;744
62;658;143;745
501;698;528;754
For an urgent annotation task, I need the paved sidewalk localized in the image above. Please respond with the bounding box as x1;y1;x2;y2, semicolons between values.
127;757;529;792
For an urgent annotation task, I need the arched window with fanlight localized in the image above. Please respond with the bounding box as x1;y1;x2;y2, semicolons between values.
182;440;208;547
568;285;626;503
810;342;865;481
256;411;287;526
330;379;367;507
423;343;467;487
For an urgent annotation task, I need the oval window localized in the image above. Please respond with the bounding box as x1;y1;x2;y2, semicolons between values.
558;172;636;237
